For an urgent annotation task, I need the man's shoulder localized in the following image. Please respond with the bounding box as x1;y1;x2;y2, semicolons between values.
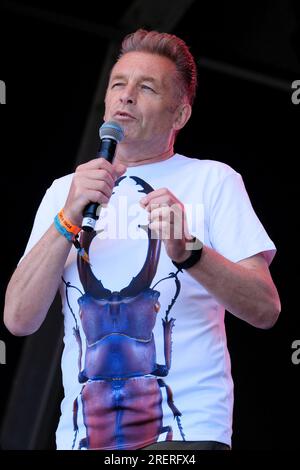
48;172;74;193
43;173;74;208
175;154;237;179
51;172;74;187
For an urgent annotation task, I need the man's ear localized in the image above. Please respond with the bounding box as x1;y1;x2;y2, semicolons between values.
173;103;192;131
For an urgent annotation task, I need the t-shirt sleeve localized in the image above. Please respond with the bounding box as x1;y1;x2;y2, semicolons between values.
20;178;67;261
208;171;276;265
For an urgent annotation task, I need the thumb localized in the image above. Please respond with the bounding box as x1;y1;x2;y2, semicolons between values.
113;162;127;177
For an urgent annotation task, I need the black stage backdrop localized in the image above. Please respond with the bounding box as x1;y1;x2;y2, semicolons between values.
0;0;299;458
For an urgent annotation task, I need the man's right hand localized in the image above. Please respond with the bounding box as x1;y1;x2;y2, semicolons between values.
63;158;127;226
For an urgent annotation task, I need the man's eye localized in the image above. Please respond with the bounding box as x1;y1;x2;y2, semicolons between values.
141;84;155;92
112;82;124;88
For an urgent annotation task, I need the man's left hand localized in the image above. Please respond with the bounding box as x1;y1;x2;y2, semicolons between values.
140;188;193;263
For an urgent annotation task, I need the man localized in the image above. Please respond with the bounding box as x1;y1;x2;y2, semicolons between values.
4;29;280;450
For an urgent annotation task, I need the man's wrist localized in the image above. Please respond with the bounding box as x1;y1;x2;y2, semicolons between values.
171;236;203;271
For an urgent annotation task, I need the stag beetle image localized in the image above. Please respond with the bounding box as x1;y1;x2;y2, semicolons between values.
64;176;185;450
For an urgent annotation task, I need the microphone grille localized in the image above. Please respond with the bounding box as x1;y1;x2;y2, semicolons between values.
99;121;124;143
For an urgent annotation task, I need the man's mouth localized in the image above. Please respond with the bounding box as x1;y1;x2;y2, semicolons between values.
114;111;136;120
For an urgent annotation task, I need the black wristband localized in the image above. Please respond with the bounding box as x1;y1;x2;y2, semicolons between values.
171;237;203;271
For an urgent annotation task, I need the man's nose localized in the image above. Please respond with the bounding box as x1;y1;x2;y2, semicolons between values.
119;85;136;104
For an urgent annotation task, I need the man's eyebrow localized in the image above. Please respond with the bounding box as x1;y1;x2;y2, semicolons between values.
110;74;159;85
110;74;126;82
138;75;159;85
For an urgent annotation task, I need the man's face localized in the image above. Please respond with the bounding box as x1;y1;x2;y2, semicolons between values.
104;51;181;146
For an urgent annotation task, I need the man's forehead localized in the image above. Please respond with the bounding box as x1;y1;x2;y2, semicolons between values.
110;52;176;82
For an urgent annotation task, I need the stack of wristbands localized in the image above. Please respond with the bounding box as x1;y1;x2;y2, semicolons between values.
54;209;90;264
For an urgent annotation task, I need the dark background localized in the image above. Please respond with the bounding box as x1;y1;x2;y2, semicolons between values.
0;0;299;452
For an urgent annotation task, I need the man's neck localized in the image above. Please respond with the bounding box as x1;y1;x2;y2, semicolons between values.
114;146;175;167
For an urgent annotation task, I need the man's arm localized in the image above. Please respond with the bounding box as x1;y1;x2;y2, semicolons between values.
140;188;281;330
4;158;126;336
184;248;281;329
4;224;71;336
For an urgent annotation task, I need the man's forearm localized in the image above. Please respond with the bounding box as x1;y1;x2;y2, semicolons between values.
4;224;72;336
186;245;281;329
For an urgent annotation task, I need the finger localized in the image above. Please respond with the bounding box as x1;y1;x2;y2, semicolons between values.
79;176;114;200
142;197;171;210
113;162;127;178
77;158;123;181
149;220;172;240
149;206;175;224
146;200;183;215
85;189;110;206
140;188;176;207
76;169;115;188
150;206;186;239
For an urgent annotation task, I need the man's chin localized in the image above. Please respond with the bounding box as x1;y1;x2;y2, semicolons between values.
119;128;141;143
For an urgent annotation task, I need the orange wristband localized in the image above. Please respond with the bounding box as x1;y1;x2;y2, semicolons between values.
57;209;81;236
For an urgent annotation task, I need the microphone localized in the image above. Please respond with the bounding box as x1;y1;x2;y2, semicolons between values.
81;121;124;232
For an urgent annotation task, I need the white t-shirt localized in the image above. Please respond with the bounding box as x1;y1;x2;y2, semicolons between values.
23;154;276;449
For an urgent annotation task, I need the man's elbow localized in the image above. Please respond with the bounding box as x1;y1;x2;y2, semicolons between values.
4;314;35;337
257;296;281;330
3;303;40;337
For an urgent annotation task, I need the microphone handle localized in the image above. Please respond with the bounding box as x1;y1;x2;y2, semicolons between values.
81;139;117;232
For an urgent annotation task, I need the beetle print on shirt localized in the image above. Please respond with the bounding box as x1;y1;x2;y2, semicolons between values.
64;176;185;450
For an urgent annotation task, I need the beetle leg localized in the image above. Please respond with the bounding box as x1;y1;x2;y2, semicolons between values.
72;397;79;450
161;425;173;441
73;326;83;373
157;378;181;417
158;379;186;441
79;437;88;449
162;317;176;370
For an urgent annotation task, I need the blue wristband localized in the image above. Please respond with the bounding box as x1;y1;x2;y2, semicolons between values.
54;214;74;242
54;213;90;264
